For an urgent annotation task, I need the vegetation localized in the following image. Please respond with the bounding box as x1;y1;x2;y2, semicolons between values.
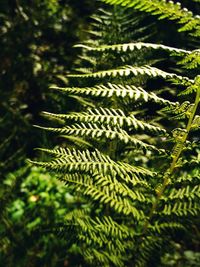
0;1;95;266
1;166;75;267
0;0;96;173
1;0;200;266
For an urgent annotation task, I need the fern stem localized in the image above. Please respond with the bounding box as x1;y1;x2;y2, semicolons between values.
142;85;200;235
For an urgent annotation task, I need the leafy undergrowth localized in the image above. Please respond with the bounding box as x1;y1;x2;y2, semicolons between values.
0;166;81;267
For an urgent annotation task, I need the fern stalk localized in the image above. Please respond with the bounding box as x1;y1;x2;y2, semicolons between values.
142;83;200;235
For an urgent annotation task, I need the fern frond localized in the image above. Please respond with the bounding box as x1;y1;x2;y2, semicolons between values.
178;49;200;69
29;148;155;183
29;3;200;265
68;65;193;84
65;211;134;266
72;67;94;74
170;131;188;159
167;185;200;200
101;0;200;36
34;124;160;151
86;7;154;45
179;84;199;96
60;172;146;198
161;201;199;216
178;75;200;95
171;128;188;144
162;101;194;120
43;108;166;134
75;42;190;54
65;210;133;241
175;172;200;185
51;83;176;105
34;123;129;143
78;55;97;66
150;221;185;234
35;147;73;158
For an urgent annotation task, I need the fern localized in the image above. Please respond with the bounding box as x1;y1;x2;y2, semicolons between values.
75;42;190;54
68;65;193;83
31;2;200;266
85;7;155;45
178;49;200;69
101;0;200;36
31;148;154;184
43;108;166;133
50;83;176;105
64;210;136;266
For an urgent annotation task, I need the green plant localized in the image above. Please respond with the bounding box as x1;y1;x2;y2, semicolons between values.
0;166;79;267
31;1;200;266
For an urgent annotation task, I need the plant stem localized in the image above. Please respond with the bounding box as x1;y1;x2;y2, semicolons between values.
142;85;200;235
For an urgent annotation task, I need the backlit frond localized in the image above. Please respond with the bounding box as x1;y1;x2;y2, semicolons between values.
51;83;176;105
